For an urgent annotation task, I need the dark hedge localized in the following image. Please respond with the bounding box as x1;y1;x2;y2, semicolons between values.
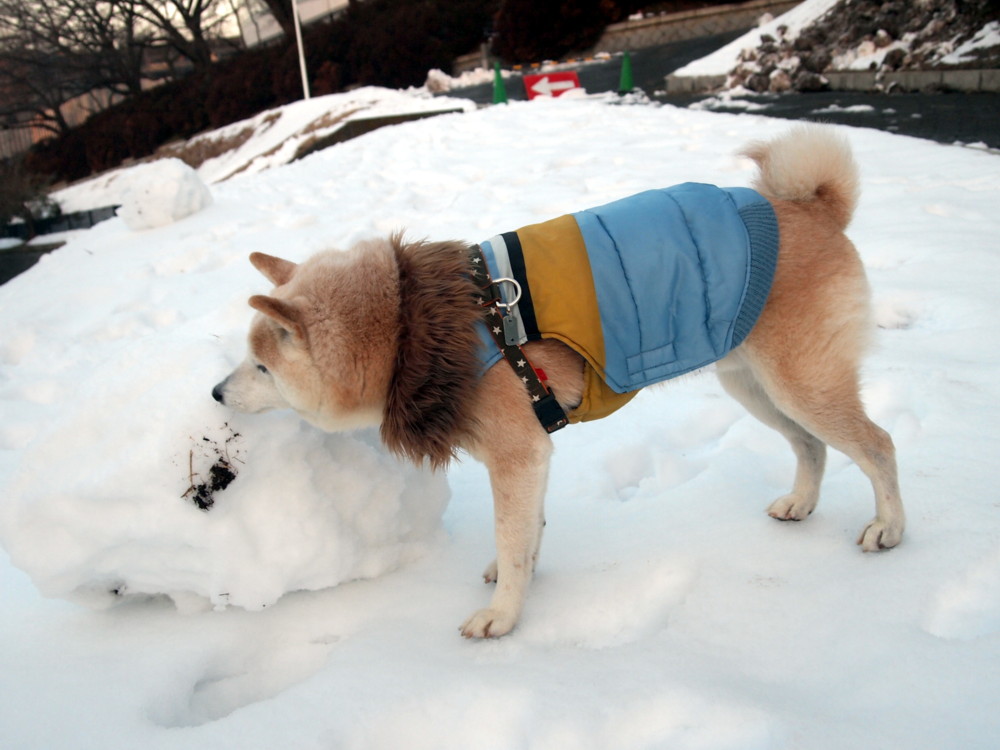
25;0;497;182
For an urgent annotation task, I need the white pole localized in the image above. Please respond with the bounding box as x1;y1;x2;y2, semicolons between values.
292;0;311;99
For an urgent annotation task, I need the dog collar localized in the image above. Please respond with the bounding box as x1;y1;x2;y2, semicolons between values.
468;246;568;433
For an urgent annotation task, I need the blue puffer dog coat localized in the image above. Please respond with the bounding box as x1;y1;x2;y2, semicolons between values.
476;183;780;422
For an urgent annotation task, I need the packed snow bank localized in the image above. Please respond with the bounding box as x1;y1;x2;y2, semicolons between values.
52;86;477;213
185;86;477;185
0;335;447;611
425;66;499;93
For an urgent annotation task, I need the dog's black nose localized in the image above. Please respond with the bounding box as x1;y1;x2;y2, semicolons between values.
212;383;225;404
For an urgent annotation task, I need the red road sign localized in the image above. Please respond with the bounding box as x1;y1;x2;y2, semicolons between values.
523;71;582;99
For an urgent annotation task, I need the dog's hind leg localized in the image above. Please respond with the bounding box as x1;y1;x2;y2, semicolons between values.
733;350;905;551
717;354;827;521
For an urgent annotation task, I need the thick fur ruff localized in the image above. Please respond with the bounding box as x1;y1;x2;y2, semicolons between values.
380;233;485;469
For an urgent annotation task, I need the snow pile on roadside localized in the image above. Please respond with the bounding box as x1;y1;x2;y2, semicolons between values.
425;52;617;94
671;0;841;79
425;66;499;93
672;0;1000;93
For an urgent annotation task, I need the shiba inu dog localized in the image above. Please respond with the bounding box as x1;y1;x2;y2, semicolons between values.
213;125;905;638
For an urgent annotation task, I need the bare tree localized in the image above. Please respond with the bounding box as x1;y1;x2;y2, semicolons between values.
130;0;237;71
0;49;78;135
0;0;152;135
0;0;240;139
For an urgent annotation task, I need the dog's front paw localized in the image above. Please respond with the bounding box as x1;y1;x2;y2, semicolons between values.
857;517;904;551
767;493;817;521
460;608;517;639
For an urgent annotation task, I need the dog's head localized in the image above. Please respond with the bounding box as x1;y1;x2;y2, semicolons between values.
212;241;401;432
212;235;485;467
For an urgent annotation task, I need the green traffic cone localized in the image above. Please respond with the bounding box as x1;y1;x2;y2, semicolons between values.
493;61;508;105
618;51;634;95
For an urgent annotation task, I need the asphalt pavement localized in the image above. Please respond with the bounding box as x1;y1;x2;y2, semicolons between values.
449;31;1000;151
663;90;1000;150
0;246;51;285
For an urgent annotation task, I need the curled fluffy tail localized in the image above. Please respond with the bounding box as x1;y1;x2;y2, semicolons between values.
741;125;860;230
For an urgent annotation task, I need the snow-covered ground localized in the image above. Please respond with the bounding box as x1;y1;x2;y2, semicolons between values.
2;88;1000;749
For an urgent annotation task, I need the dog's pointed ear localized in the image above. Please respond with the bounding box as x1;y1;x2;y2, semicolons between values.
250;252;297;286
249;295;306;342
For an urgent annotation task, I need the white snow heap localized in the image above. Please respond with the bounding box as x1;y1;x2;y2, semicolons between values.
118;158;214;231
0;331;449;612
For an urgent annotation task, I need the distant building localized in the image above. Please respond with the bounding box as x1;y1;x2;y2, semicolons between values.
237;0;350;47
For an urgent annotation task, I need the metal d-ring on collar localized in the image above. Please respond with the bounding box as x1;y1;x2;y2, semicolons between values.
492;277;522;311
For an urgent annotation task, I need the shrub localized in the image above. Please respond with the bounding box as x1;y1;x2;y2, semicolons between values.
492;0;646;63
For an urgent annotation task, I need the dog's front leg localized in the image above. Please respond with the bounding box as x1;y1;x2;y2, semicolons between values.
461;429;552;639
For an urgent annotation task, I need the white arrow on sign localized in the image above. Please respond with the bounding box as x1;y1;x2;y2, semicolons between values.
530;76;577;96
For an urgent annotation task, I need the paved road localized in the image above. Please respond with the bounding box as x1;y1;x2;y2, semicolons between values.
664;90;1000;149
0;246;50;285
451;31;1000;150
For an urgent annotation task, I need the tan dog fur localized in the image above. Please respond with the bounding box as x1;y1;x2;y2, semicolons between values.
213;125;904;639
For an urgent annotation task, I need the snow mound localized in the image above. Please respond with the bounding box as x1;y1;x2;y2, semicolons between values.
118;158;214;231
425;67;499;93
171;86;477;185
0;327;448;612
52;87;478;213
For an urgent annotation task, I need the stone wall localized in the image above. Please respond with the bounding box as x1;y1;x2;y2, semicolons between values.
824;68;1000;93
590;0;801;54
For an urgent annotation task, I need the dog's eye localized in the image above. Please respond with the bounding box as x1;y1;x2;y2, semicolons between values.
257;364;268;374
